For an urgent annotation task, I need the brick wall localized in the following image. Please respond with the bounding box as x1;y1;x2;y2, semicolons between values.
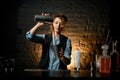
16;0;110;70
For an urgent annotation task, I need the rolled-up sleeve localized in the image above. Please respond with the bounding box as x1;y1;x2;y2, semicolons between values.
26;31;33;39
25;31;45;43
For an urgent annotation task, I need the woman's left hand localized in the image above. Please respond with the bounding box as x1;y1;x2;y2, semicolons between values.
59;48;64;58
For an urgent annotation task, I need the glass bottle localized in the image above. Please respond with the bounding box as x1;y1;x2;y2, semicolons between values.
110;40;119;71
99;44;111;73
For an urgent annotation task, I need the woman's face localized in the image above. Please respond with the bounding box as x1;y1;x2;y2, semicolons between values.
52;17;65;33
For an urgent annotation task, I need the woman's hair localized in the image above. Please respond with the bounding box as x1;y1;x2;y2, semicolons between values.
53;13;68;23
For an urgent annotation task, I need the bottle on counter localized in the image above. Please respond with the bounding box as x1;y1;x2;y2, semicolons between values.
99;44;111;73
110;40;119;72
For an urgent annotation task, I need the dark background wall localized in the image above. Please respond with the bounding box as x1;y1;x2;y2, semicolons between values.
0;0;119;70
1;0;19;58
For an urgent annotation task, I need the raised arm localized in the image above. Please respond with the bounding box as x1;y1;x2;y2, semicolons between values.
29;22;44;35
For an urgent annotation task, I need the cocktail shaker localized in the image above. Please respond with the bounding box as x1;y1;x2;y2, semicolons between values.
34;15;53;24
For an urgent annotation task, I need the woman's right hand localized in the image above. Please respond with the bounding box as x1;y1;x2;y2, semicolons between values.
35;22;44;27
36;13;50;27
29;13;50;34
